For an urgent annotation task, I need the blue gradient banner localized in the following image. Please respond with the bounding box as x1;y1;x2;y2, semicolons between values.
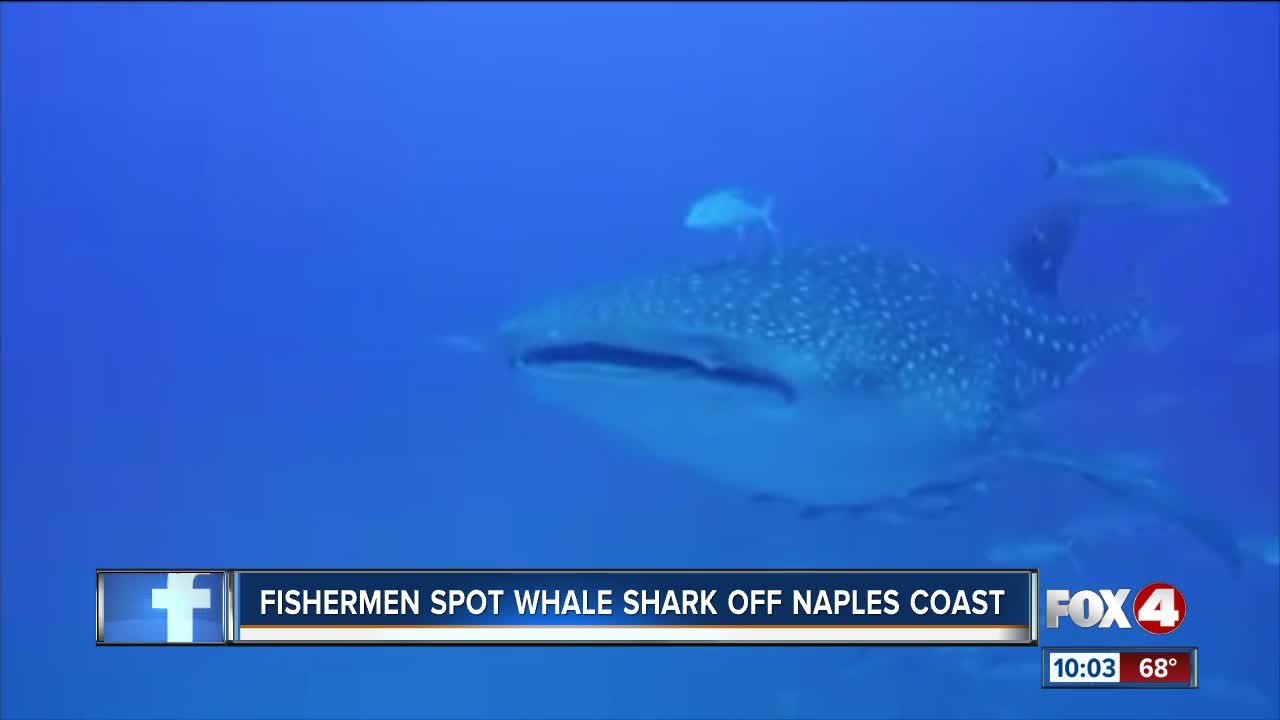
231;570;1037;645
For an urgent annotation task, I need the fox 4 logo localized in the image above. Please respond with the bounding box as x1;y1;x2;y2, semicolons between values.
1045;583;1187;634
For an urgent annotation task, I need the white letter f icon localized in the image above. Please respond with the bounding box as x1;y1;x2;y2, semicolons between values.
152;573;212;642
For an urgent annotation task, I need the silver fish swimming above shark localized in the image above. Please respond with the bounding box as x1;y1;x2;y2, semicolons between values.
497;207;1241;568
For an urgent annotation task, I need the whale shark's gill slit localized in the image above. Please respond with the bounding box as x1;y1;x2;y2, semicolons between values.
519;342;796;402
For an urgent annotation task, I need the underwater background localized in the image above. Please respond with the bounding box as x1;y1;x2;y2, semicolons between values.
2;2;1277;718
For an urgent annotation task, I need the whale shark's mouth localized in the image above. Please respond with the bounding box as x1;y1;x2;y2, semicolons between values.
515;342;797;403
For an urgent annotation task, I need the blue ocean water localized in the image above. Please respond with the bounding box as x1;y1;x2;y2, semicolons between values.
2;2;1277;718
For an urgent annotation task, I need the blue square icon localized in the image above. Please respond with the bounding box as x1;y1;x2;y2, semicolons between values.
98;571;226;644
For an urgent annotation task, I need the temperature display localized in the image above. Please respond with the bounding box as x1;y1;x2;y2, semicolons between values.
1119;651;1192;683
1042;647;1197;689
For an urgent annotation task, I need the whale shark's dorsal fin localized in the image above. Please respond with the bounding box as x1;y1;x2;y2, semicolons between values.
1002;203;1083;301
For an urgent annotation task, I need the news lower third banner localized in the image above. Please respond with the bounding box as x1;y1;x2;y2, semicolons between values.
97;569;1039;646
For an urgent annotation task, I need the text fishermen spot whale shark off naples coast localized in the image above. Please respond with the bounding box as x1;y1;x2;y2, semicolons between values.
496;210;1241;568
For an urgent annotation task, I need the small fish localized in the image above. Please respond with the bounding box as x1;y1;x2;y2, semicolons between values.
1045;152;1229;210
985;537;1080;572
1237;533;1279;567
684;188;778;238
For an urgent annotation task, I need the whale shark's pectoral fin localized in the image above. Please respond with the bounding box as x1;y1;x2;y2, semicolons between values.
1001;448;1244;571
907;473;989;499
750;494;842;519
894;494;962;519
788;496;961;524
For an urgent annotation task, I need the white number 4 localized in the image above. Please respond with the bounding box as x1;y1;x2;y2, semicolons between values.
1138;588;1180;627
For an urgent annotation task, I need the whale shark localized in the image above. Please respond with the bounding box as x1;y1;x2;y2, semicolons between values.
498;207;1241;568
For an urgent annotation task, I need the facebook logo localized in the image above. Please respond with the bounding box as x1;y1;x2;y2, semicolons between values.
98;571;226;644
